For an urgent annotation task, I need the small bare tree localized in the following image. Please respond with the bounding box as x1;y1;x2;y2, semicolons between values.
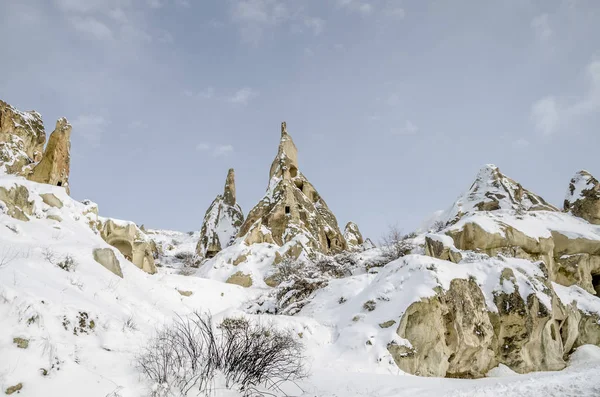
0;246;23;269
380;225;415;263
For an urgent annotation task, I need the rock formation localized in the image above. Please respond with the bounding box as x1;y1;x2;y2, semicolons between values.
344;222;364;250
0;100;45;175
196;168;244;259
28;118;71;194
445;164;557;225
0;99;72;194
98;218;157;274
237;122;347;256
564;170;600;225
93;248;123;278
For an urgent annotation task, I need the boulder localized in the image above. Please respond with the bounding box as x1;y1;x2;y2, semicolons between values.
98;219;156;274
226;271;253;287
0;185;34;221
40;193;63;208
196;169;244;259
238;122;347;255
93;248;123;278
28;118;71;194
424;234;462;263
564;170;600;225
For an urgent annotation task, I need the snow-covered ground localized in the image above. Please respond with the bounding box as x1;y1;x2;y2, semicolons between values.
2;176;600;397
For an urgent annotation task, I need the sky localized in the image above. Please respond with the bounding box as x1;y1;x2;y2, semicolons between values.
0;0;599;241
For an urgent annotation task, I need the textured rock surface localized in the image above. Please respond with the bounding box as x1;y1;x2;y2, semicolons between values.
0;100;45;164
564;170;600;225
424;234;463;263
445;164;557;225
238;122;347;255
226;271;253;287
99;219;156;274
92;248;123;277
0;185;34;221
344;222;364;249
28;118;71;194
196;169;244;259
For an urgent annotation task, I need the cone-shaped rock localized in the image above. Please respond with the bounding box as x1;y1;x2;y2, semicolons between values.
445;164;557;224
344;222;364;249
564;170;600;224
237;122;347;255
28;118;72;194
196;169;244;259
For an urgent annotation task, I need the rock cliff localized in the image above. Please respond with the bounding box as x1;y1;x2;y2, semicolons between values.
564;170;600;225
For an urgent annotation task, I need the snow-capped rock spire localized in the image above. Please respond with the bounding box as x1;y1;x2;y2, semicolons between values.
443;164;557;224
238;122;347;256
196;169;244;259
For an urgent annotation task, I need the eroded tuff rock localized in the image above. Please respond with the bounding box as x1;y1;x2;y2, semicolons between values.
0;99;72;193
445;164;557;224
424;234;463;263
92;248;123;278
28;118;71;194
98;218;157;274
344;222;364;250
0;100;45;167
564;170;600;225
196;169;244;259
238;122;347;256
0;184;34;222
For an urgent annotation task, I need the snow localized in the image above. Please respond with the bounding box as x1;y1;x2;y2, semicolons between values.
1;175;600;396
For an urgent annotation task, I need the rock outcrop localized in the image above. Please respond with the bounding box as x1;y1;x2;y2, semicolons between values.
344;222;364;249
28;118;71;194
237;122;347;256
98;218;157;274
196;169;244;259
564;170;600;225
0;100;72;193
445;164;557;225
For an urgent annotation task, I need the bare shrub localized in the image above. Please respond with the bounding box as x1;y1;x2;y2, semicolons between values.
314;256;349;278
176;251;201;275
136;312;306;397
380;225;415;263
431;220;446;233
42;247;57;265
123;316;138;332
0;246;22;268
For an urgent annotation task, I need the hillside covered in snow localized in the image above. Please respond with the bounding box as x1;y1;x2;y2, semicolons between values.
1;100;600;397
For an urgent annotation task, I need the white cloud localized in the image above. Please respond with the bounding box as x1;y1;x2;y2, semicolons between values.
304;17;325;36
184;87;214;99
228;87;259;105
513;138;530;149
69;16;113;40
213;145;234;157
531;14;551;41
392;120;418;135
337;0;373;15
531;60;600;135
71;114;107;142
196;143;234;157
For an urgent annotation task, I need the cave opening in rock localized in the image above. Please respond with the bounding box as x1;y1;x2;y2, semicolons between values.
326;235;331;249
290;166;298;178
206;250;218;259
593;273;600;297
57;181;62;186
285;206;290;215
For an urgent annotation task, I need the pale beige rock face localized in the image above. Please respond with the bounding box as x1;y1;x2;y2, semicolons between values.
93;248;123;278
390;279;495;378
28;118;71;194
0;185;34;222
0;100;45;162
239;122;347;255
424;235;463;263
99;219;157;274
226;271;253;287
564;170;600;225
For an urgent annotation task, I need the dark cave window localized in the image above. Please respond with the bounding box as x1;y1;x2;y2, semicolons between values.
285;206;290;215
593;274;600;297
57;181;62;187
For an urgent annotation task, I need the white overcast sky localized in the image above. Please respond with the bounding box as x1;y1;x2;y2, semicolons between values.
1;0;599;239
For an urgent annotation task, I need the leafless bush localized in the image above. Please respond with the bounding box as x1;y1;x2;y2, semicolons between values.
123;316;138;332
42;247;57;265
431;220;446;233
380;225;415;263
136;312;306;397
0;246;22;268
314;256;349;278
176;251;201;274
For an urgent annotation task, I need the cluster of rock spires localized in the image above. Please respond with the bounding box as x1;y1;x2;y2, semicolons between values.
195;122;357;261
0;100;71;192
0;99;156;275
1;98;600;380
